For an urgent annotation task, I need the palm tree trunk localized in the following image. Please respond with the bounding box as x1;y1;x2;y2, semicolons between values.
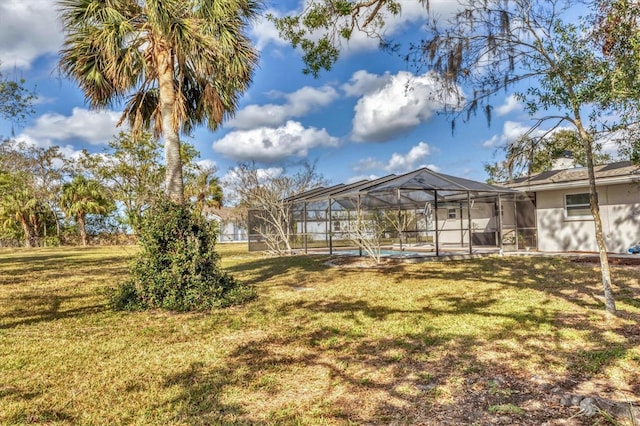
576;121;616;315
156;43;184;204
19;217;34;248
78;213;87;246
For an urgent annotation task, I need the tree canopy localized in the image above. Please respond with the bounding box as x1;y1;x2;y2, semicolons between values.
58;0;260;202
0;65;36;126
61;175;115;246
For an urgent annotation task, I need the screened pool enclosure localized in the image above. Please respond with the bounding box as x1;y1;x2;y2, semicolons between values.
248;167;537;257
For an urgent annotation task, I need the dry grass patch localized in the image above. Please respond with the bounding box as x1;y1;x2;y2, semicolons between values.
1;245;639;425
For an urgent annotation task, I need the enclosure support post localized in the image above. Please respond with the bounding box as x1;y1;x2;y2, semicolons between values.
358;195;363;256
434;190;439;257
497;194;503;254
304;202;308;254
328;199;333;255
459;201;464;246
397;188;403;251
467;192;473;255
514;196;519;251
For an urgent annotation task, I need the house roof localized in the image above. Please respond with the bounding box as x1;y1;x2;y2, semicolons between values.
207;206;245;221
504;161;640;191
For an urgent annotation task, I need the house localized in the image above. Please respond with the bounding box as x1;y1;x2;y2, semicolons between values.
253;162;638;256
208;207;248;243
506;161;640;254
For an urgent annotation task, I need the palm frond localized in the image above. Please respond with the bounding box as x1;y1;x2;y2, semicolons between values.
59;0;260;136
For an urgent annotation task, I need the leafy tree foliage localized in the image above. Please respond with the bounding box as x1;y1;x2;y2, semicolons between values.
269;0;400;77
594;0;640;164
276;0;633;314
0;65;36;125
0;171;45;247
80;131;165;232
110;198;255;311
185;163;224;216
596;0;640;103
485;130;612;182
61;175;115;246
58;0;259;203
0;140;66;246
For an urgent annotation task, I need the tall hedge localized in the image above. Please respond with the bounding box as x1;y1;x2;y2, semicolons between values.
111;198;255;311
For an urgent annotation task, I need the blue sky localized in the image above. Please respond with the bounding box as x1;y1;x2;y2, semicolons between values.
0;0;599;189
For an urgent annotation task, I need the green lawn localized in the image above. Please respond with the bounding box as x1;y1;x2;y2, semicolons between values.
1;244;638;425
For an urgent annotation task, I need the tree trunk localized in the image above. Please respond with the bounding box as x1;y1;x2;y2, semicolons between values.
156;42;184;204
78;213;87;246
31;214;40;247
19;217;34;248
575;121;616;315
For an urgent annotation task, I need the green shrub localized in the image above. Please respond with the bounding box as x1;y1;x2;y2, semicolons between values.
110;198;255;311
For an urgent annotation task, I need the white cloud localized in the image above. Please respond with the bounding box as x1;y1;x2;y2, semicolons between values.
482;121;586;152
196;159;218;171
0;0;62;70
9;133;87;162
482;135;501;149
495;94;522;116
228;85;339;129
482;121;544;149
19;107;123;146
353;142;435;173
212;120;339;162
387;142;432;172
353;157;384;173
346;174;381;183
222;165;284;185
250;12;290;51
342;70;393;97
351;71;462;142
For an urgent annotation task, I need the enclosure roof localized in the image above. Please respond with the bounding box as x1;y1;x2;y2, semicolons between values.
286;167;515;209
362;167;515;194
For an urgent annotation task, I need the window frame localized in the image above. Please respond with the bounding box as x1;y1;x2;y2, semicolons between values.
564;192;593;220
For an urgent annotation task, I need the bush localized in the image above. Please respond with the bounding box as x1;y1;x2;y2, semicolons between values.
110;198;255;311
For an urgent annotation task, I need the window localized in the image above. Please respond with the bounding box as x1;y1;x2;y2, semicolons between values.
565;193;591;218
447;208;457;219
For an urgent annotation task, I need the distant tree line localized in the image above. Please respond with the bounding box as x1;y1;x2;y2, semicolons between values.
0;131;223;248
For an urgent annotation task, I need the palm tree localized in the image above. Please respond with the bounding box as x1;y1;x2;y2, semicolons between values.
58;0;259;203
0;170;43;247
61;176;114;246
0;188;42;248
186;164;223;215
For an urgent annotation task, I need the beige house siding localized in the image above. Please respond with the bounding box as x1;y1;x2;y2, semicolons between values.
535;182;640;253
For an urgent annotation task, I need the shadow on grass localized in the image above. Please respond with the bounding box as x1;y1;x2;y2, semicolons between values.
0;248;129;329
395;256;637;312
0;292;106;329
3;249;637;423
161;294;639;424
224;254;331;286
161;362;246;425
0;257;129;286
